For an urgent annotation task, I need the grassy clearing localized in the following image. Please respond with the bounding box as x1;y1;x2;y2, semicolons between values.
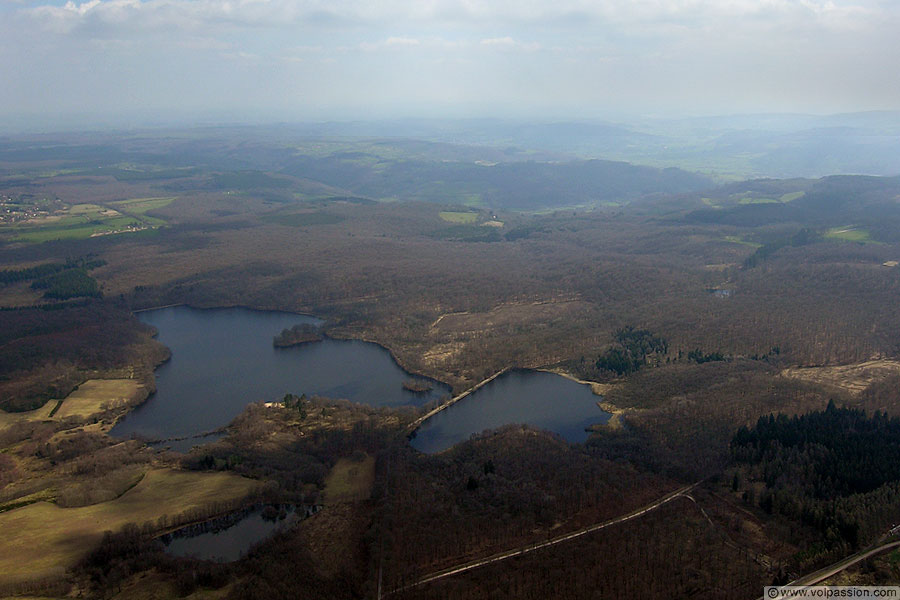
69;203;108;215
0;469;259;585
824;226;873;243
111;197;176;214
707;191;803;207
0;380;145;430
53;379;145;420
323;455;376;503
14;223;118;243
780;191;805;202
439;211;479;224
780;359;900;396
11;217;143;243
723;235;763;248
110;197;175;228
56;466;149;509
296;456;377;580
737;196;780;205
0;488;58;515
4;201;169;243
0;401;56;429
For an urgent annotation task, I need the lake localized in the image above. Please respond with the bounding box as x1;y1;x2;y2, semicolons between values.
410;369;611;454
110;306;451;445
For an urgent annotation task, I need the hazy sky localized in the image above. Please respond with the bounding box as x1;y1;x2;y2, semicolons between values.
1;0;899;125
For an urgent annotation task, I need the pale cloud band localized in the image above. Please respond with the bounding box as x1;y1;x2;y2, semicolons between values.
18;0;882;33
0;0;897;122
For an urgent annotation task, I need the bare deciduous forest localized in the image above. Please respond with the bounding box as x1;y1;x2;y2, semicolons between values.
2;132;900;598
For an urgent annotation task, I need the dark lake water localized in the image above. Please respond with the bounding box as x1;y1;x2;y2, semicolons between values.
110;306;451;445
159;504;316;562
410;370;611;454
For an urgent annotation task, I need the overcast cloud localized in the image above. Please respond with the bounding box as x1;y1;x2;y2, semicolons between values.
1;0;898;125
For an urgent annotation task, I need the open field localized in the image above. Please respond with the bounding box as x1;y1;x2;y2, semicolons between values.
781;191;805;202
735;191;805;204
438;211;479;224
53;379;145;420
109;197;175;228
738;196;780;204
722;235;762;247
824;225;873;243
431;299;592;335
322;454;376;504
110;197;176;215
704;190;806;207
10;218;147;243
1;199;170;244
0;401;56;429
11;203;117;225
781;359;900;396
0;379;146;430
0;469;259;585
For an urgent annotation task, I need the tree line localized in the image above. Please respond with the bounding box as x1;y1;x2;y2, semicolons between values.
730;401;900;562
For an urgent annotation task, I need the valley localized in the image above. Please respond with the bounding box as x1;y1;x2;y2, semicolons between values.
1;130;900;598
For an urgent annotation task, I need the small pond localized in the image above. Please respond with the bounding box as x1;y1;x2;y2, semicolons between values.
159;504;317;562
